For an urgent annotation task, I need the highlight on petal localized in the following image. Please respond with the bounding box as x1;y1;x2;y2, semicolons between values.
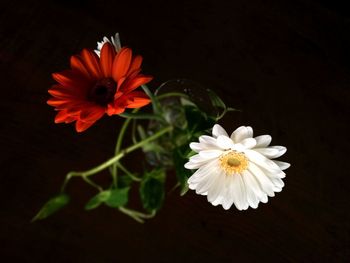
212;124;229;138
127;55;143;75
185;124;290;210
112;47;133;81
100;42;116;77
119;75;153;94
231;126;253;143
81;49;102;79
70;55;91;79
75;120;96;132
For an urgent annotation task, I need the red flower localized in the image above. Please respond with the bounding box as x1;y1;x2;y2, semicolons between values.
48;43;153;132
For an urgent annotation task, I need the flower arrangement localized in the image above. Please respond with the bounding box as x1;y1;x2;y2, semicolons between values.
33;33;290;223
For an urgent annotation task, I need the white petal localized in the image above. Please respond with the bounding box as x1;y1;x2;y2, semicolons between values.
217;135;234;149
199;135;217;145
111;32;121;51
273;161;290;171
248;163;275;197
241;172;259;209
190;141;219;152
254;147;280;158
231;174;249;210
199;150;223;159
189;142;203;152
244;149;281;172
242;170;268;204
188;160;218;185
198;135;222;150
212;124;229;138
194;171;218;195
188;154;207;163
260;194;268;203
231;126;253;143
262;167;286;179
184;161;203;170
269;146;287;158
240;138;257;149
254;135;272;148
207;171;226;203
221;176;235;210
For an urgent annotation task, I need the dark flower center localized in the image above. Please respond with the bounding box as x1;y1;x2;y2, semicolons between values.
88;78;117;106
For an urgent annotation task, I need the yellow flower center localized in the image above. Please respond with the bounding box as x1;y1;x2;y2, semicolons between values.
219;151;248;174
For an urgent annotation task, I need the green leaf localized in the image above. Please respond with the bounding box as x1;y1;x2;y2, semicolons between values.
105;187;130;208
140;169;166;211
173;149;192;196
184;106;215;135
32;194;70;221
118;175;133;188
85;191;111;210
207;89;226;109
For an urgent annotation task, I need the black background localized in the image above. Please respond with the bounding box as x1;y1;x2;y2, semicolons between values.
1;0;350;262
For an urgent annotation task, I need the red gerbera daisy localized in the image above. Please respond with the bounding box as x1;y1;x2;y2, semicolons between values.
48;42;153;132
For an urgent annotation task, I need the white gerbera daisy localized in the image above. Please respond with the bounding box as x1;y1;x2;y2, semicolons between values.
184;124;290;210
94;32;122;56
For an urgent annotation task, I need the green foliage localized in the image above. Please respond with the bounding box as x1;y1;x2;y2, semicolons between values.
140;168;166;212
85;191;110;210
105;188;130;208
184;105;216;136
32;194;70;221
173;148;192;196
41;83;236;223
85;187;130;210
207;89;238;120
117;175;133;188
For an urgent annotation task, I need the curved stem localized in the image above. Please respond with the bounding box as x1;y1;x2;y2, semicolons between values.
67;126;172;178
111;109;140;186
118;207;145;223
118;207;156;223
117;162;141;182
82;176;103;192
119;112;164;121
141;84;161;113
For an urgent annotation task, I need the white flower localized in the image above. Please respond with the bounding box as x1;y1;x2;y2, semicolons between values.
184;124;290;210
94;32;122;56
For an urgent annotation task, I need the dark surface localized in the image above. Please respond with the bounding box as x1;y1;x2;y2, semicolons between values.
1;0;349;262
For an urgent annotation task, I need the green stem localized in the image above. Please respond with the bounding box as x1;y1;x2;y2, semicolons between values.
67;126;172;178
118;207;145;223
119;112;164;121
142;84;161;113
111;117;133;186
118;207;156;223
117;162;141;182
82;176;103;192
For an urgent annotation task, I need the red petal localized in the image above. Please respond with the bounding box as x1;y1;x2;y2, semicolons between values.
48;85;78;99
54;110;72;123
79;106;105;122
75;120;96;132
81;49;102;79
100;42;115;77
126;55;143;76
122;91;150;108
52;70;90;91
47;98;71;107
120;75;153;94
70;55;91;79
112;47;132;81
107;103;126;116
